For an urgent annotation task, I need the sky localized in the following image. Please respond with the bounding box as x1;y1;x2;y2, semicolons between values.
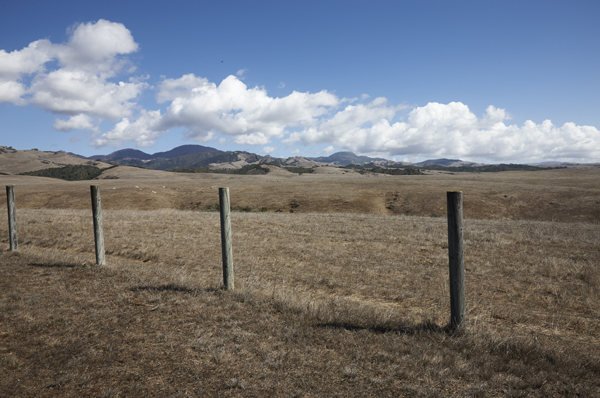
1;0;599;164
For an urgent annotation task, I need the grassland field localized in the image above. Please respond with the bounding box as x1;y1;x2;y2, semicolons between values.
1;166;599;397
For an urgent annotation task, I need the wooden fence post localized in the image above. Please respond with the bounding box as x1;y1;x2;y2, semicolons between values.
219;187;234;290
6;185;17;251
90;185;105;265
447;191;465;330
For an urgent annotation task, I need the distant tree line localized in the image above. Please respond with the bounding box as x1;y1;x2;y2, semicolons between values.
281;166;315;174
169;164;271;175
345;163;566;174
344;164;424;175
19;165;118;181
0;146;17;154
416;164;567;173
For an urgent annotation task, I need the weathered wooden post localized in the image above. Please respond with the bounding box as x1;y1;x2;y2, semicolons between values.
6;186;17;251
219;187;234;290
447;191;465;330
90;185;105;265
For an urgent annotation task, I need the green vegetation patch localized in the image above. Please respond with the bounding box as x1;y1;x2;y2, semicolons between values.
417;163;567;172
0;146;17;154
20;165;117;181
283;166;315;174
346;162;566;174
344;164;424;175
170;164;271;175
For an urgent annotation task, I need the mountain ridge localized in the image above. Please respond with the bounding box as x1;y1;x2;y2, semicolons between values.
89;144;219;161
78;145;572;170
3;144;585;176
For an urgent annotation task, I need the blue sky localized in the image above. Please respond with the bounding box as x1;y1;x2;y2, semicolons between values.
1;0;599;163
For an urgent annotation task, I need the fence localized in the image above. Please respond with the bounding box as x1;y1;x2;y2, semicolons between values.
4;185;465;330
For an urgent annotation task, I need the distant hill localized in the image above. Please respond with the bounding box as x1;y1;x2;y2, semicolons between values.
149;144;218;159
89;148;153;161
10;141;580;177
531;161;576;166
0;146;112;175
90;144;218;161
109;150;266;171
260;156;326;167
88;146;496;170
310;152;387;166
417;158;480;167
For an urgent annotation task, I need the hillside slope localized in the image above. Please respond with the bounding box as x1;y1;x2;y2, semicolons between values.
0;146;111;175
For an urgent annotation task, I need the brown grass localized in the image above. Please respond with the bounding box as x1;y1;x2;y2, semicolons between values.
0;147;112;175
1;169;600;396
3;165;600;222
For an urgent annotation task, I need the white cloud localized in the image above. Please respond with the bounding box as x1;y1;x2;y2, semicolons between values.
140;74;339;146
285;97;405;147
236;69;247;78
53;114;95;132
262;146;277;154
55;20;138;76
0;40;53;80
0;19;143;124
0;80;27;104
92;110;163;147
30;69;145;120
278;82;285;88
287;102;600;163
322;145;335;154
360;93;370;100
0;39;53;104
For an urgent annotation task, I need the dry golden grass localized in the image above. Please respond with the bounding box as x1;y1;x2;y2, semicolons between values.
0;147;111;175
2;165;600;222
1;169;600;396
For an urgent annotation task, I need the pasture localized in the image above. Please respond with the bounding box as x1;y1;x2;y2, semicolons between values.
1;167;599;397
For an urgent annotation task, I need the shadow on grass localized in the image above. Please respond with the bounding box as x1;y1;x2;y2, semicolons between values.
130;284;220;294
29;262;82;269
316;320;454;335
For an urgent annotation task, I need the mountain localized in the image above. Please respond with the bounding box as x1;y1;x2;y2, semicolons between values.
89;148;153;161
417;158;480;167
259;156;326;167
87;146;487;171
90;144;219;161
149;144;217;159
531;161;575;166
4;143;574;177
109;150;263;170
310;152;387;166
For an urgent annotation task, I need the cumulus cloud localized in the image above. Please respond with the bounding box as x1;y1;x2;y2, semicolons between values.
321;145;335;155
125;74;339;145
0;40;53;80
30;69;145;120
0;80;27;103
92;110;163;147
0;19;143;126
53;114;95;132
287;102;600;163
262;146;277;154
59;20;138;71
